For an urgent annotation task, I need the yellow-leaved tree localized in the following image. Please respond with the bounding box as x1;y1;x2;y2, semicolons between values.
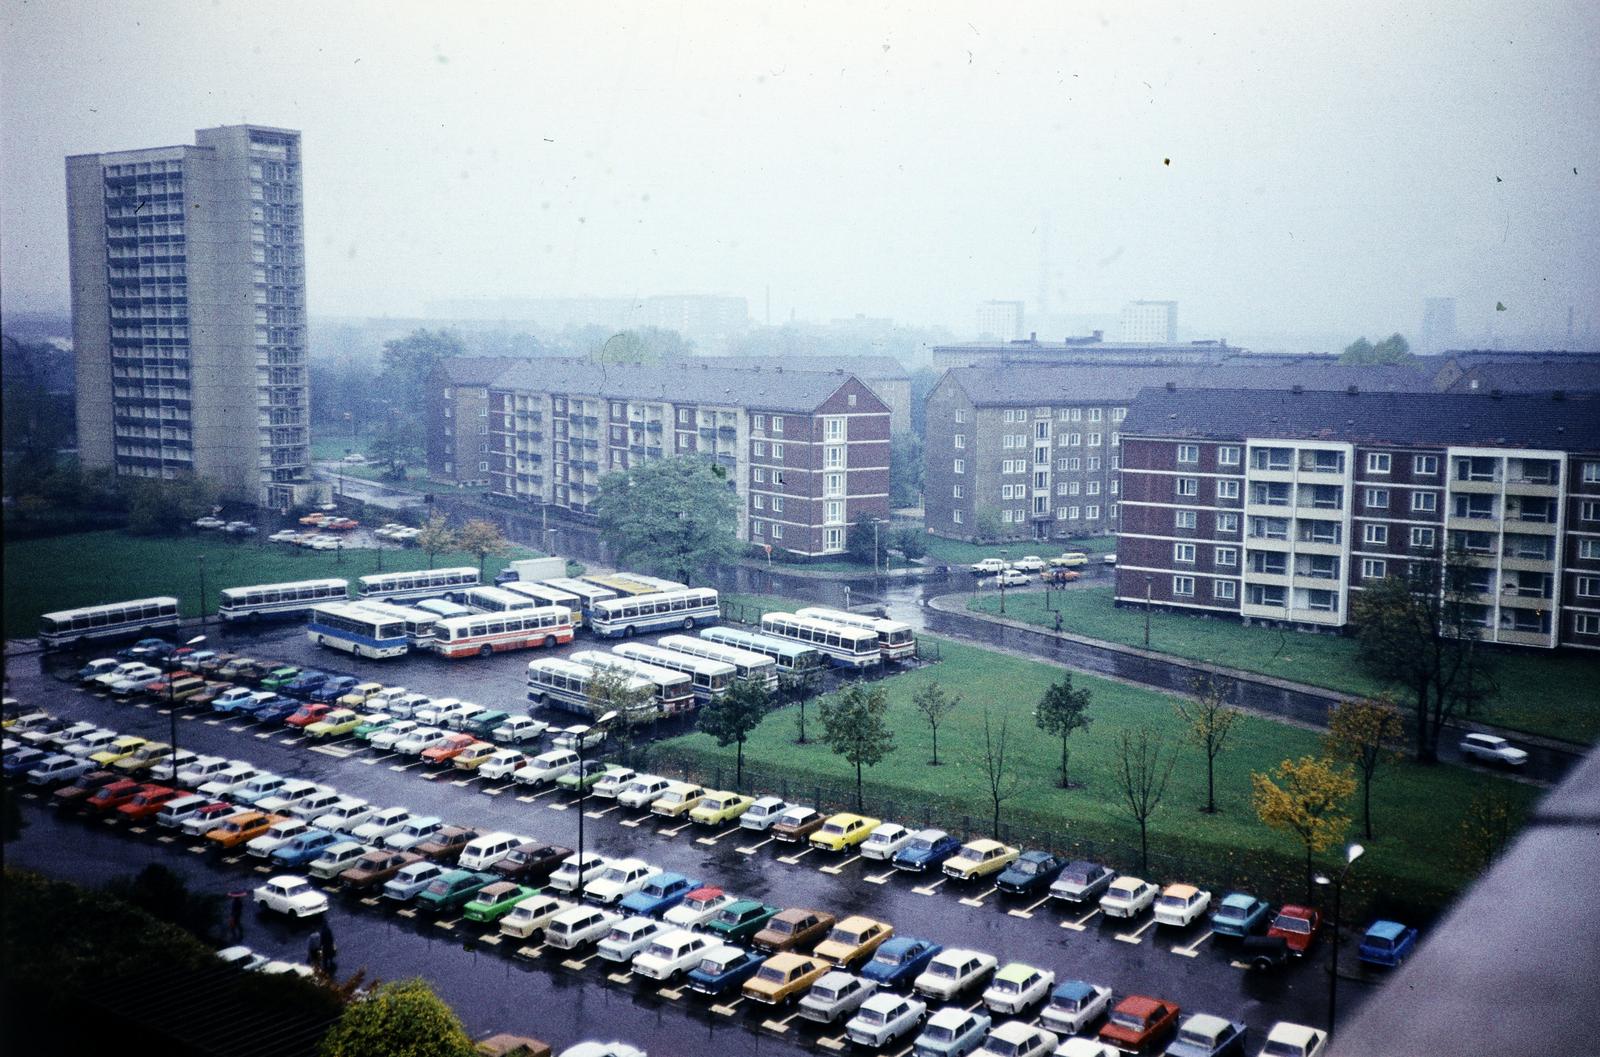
1252;755;1357;898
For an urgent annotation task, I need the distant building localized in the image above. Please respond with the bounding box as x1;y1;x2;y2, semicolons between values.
66;124;316;508
1119;300;1179;344
638;295;749;347
1419;297;1458;355
930;333;1236;372
427;357;526;486
975;300;1025;341
702;355;911;435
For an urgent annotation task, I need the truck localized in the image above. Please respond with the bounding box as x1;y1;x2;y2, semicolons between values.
493;557;568;586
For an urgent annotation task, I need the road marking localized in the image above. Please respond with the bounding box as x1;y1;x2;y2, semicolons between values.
1008;894;1053;919
817;1036;847;1051
547;801;569;812
450;779;470;788
607;971;634;985
695;824;742;846
1172;929;1214;958
483;786;505;797
736;836;776;855
715;1000;747;1017
228;725;251;734
777;846;817;865
187;845;207;855
585;804;621;819
913;877;950;896
254;731;273;740
358;757;378;766
157;834;176;844
397;907;417;918
254;864;271;874
658;820;694;837
760;1009;798;1031
360;896;380;907
478;933;502;946
309;744;354;759
516;795;538;804
1228;959;1252;971
820;853;864;875
419;770;442;782
515;944;545;959
278;737;300;746
135;702;150;710
1115;917;1159;944
864;869;897;885
1061;907;1100;931
434;917;459;930
204;719;222;726
620;817;643;828
127;824;147;834
181;713;197;722
959;885;999;908
657;987;682;1001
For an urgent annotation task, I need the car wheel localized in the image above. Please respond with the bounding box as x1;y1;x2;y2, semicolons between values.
624;625;636;638
480;644;493;658
682;617;695;630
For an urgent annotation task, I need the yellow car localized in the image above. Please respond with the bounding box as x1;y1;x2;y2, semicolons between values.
90;735;148;766
813;915;894;968
650;781;708;818
337;681;385;708
741;952;831;1005
941;838;1019;881
809;812;881;852
689;791;753;826
112;741;172;774
304;709;364;739
452;741;500;772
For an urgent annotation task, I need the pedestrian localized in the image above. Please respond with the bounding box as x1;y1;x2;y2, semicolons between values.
319;918;336;963
307;934;323;972
227;890;247;942
1054;612;1063;635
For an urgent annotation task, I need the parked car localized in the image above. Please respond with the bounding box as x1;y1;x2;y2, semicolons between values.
863;937;943;989
476;749;530;782
179;802;243;837
85;778;146;813
772;805;828;843
753;907;836;953
555;760;611;793
416;869;494;914
1211;893;1272;938
492;841;570;884
942;839;1019;881
1053;551;1090;567
394;726;451;757
313;798;374;834
547;852;609;893
739;795;790;830
970;558;1007;574
913;948;998;1002
663;886;735;929
1098;995;1180;1054
312;677;361;704
974;1022;1058;1057
380;859;445;902
1238;936;1292;972
981;961;1055;1016
1039;979;1113;1035
26;753;95;786
705;899;781;944
616;774;671;809
744;952;832;1005
650;781;707;818
498;892;573;940
254;875;329;917
846;992;927;1048
155;794;224;829
246;817;310;858
383;815;444;852
515;749;580;786
799;970;878;1025
1164;1014;1248;1057
490;714;548;744
1100;876;1159;918
309;840;372;880
305;709;364;740
1153;884;1212;928
619;872;701;918
340;848;418;891
991;569;1030;587
590;765;638;799
892;829;963;873
349;806;413;844
686;943;765;998
1254;1022;1327;1057
689;791;753;826
995;850;1066;897
463;881;540;924
116;785;183;822
415;826;481;864
630;927;711;979
1267;905;1322;956
584;858;661;905
368;721;420;753
596;915;671;963
861;822;914;861
814;915;894;968
271;829;343;869
1458;732;1528;767
1357;920;1418;967
810;812;881;852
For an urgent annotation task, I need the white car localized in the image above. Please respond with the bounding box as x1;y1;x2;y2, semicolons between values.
224;521;257;535
477;749;530;781
199;763;261;799
1039;980;1113;1035
861;822;913;861
411;697;457;725
184;808;249;838
544;905;620;950
27;754;95;786
193;516;226;530
583;858;661;905
1152;884;1212;928
394;726;450;756
991;569;1030;587
217;945;270;971
369;721;420;752
153;794;214;828
548;852;609;893
253;875;329;917
255;779;326;816
444;704;489;731
230;773;289;806
382;860;446;902
313;798;374;834
591;766;638;799
913;948;998;1001
268;530;301;543
146;748;200;784
915;1008;993;1057
552;724;606;751
246;818;309;858
845;992;926;1048
1011;555;1047;572
515;749;580;786
1102;553;1118;566
1098;876;1157;918
1056;1038;1117;1057
974;1022;1057;1057
617;775;671;810
176;754;229;787
491;716;548;744
77;660;120;683
739;795;790;830
596;916;671;963
210;687;257;713
631;928;712;981
1459;732;1528;767
94;661;154;689
982;963;1055;1016
63;728;119;757
387;693;431;719
970;558;1007;574
662;886;735;929
109;665;164;695
383;816;443;851
308;840;371;880
432;701;478;729
500;893;574;940
349;806;413;844
798;970;878;1025
1256;1022;1328;1057
366;687;412;712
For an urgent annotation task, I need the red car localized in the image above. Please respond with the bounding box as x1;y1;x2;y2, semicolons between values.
117;785;183;821
53;770;121;810
1267;904;1323;955
146;670;198;695
85;778;145;813
420;733;478;766
284;702;332;729
1098;994;1180;1054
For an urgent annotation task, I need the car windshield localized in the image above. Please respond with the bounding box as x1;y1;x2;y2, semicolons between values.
958;844;984;858
925;1026;954;1042
1012;860;1038;874
1179;1029;1219;1046
757;965;788;983
822;823;844;834
715;908;742;924
1274;915;1312;934
1158;894;1187;906
1263;1042;1306;1057
600;868;628;883
830;928;863;944
1050;995;1081;1011
424;879;452;895
993;978;1021;994
871;950;901;967
908;838;934;851
929;962;956;978
811;986;838;1002
986;1040;1023;1057
857;1009;886;1026
770;919;795;934
1111;1011;1147;1030
644;943;675;959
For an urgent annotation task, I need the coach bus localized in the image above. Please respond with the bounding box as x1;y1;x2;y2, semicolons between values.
432;605;574;659
760;612;881;669
306;602;410;659
580;574;658;598
413;597;471;620
355;566;479;603
462;585;539;613
655;633;779;691
612;641;735;702
349;601;441;649
699;626;823;675
589;587;720;638
795;606;917;661
568;649;696;716
525;656;662;723
217;578;350;623
500;581;584;626
38;597;181;650
538;577;617;618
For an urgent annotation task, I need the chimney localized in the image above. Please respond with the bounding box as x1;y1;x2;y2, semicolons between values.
1029;331;1038;342
1165;381;1177;391
1346;385;1359;395
1092;329;1104;342
1291;384;1304;394
1490;389;1503;399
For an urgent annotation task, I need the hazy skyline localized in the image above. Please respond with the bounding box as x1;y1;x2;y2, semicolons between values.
3;0;1598;346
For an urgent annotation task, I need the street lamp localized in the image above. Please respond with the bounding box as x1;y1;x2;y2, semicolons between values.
1144;574;1154;648
197;554;208;626
999;548;1010;614
169;633;207;782
1314;842;1366;1033
575;709;620;891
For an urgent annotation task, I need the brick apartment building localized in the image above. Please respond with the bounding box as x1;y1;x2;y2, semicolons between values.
485;360;889;557
426;356;522;486
1116;386;1600;651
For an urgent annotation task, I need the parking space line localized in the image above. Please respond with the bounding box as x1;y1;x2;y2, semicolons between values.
619;817;643;828
1172;929;1214;958
516;794;538;804
228;725;251;733
1008;894;1053;919
817;1036;847;1051
1061;907;1100;931
695;824;742;846
478;934;502;946
656;986;682;1001
1228;959;1252;971
958;885;999;908
419;771;442;782
759;1008;797;1031
483;784;514;796
181;713;197;722
204;719;222;726
254;731;273;740
820;853;863;875
278;737;299;746
135;702;150;710
358;757;378;765
435;918;459;930
715;999;746;1018
736;836;775;855
864;869;897;885
658;820;694;837
450;779;470;788
776;846;816;865
547;801;569;811
157;834;175;843
397;908;416;918
606;971;634;985
584;804;621;819
1115;918;1159;944
360;896;380;907
515;944;545;959
912;877;949;896
309;744;353;759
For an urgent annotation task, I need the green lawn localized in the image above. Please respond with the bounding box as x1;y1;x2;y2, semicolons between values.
966;586;1600;745
924;533;1116;566
3;529;538;636
651;637;1539;916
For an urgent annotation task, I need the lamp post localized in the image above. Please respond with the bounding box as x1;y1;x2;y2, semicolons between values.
169;633;207;781
197;554;208;626
871;518;886;584
999;548;1010;614
1144;574;1153;648
1314;842;1366;1033
575;709;620;892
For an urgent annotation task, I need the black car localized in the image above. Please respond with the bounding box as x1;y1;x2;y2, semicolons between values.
491;841;573;884
994;850;1066;896
1048;860;1115;904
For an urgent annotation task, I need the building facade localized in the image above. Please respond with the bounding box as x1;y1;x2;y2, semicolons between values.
67;125;315;508
703;356;912;436
1118;300;1178;343
975;300;1026;341
1116;387;1600;651
427;357;523;485
486;361;890;557
930;334;1235;372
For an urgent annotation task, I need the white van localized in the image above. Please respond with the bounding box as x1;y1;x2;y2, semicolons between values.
544;905;620;950
458;830;522;871
155;794;213;828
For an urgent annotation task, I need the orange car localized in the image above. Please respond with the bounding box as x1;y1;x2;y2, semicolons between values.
421;733;479;766
205;810;283;851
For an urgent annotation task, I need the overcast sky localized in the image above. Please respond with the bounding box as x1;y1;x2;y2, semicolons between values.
3;0;1597;344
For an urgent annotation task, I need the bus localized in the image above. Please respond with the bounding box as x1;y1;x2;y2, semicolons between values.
354;566;479;602
432;605;575;659
217;578;349;623
526;656;661;723
589;587;721;638
612;641;735;702
500;581;584;626
38;597;180;650
760;612;881;669
538;577;618;618
462;585;539;613
795;606;917;661
413;598;471;620
581;574;659;598
350;601;440;649
655;633;779;691
617;574;688;593
306;603;409;659
699;627;824;675
569;649;696;716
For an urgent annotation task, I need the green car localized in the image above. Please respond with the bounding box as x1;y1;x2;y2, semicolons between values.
416;869;494;914
705;899;780;943
259;666;301;691
555;760;611;793
462;710;510;739
356;714;396;741
462;881;538;923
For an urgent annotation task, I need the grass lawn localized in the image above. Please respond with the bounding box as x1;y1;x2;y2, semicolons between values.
651;636;1539;915
966;586;1600;745
923;533;1116;566
2;529;538;636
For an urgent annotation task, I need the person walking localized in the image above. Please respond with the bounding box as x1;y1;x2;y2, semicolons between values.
318;918;336;966
226;890;247;942
307;933;323;973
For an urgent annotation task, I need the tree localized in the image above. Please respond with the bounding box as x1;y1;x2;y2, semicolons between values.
1340;333;1412;365
980;707;1022;838
889;432;924;508
974;505;1004;542
1351;548;1498;762
369;414;423;479
592;457;739;582
379;329;465;418
819;684;896;810
592;327;694;365
125;476;221;535
891;525;927;561
697;680;770;789
782;665;823;744
1252;755;1357;897
1323;695;1405;840
1034;674;1094;789
414;513;457;568
1114;726;1178;872
320;978;476;1057
1454;788;1520;875
454;518;508;578
585;663;657;727
846;514;890;569
911;682;959;764
1174;673;1243;813
104;862;222;943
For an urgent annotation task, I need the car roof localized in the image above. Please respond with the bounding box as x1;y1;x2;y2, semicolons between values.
1117;995;1166;1016
1220;892;1260;907
1367;919;1408;939
723;898;764;912
835;915;884;930
962;838;1004;851
995;961;1041;983
991;1021;1039;1041
685;886;724;900
1278;904;1317;918
825;812;867;824
1163;883;1200;898
1267;1023;1322;1045
1053;979;1097;1000
876;936;920;955
927;1007;975;1028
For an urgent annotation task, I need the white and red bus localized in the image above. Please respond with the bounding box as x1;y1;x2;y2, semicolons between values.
430;605;575;659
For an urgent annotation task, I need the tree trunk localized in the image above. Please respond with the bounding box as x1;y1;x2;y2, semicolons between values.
1060;737;1070;788
1414;687;1431;762
735;741;744;790
992;799;1000;839
930;725;940;766
1138;820;1149;872
1305;843;1315;901
855;760;863;811
796;700;808;744
1205;754;1216;814
1362;771;1374;840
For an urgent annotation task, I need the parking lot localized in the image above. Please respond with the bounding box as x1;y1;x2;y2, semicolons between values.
5;619;1379;1054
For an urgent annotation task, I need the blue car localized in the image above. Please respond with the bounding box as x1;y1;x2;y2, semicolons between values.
994;850;1066;896
620;872;702;918
270;829;341;868
686;943;765;997
1210;892;1272;938
282;670;331;697
861;937;943;988
250;696;303;724
119;638;173;661
891;829;962;873
1358;920;1418;967
311;676;359;704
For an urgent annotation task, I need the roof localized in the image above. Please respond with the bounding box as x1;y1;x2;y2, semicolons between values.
1121;387;1600;451
1447;361;1600;395
1116;995;1167;1015
1162;883;1200;898
1053;979;1097;1000
1269;1023;1323;1046
927;1007;976;1028
995;961;1042;982
1365;919;1408;940
439;356;525;386
940;361;1435;406
1219;892;1259;908
700;354;909;380
492;358;880;413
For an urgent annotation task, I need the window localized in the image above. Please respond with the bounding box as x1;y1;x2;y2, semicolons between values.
1172;576;1195;597
1176;477;1198;497
952;433;965;449
953;510;964;524
1412;492;1438;513
1364;524;1389;545
478;460;489;471
1215;546;1238;567
1068;481;1081;495
1088;408;1103;422
1174;543;1197;563
1111;432;1120;447
825;417;845;441
1067;432;1082;446
771;443;784;460
771;523;783;539
1175;509;1198;529
1036;422;1049;440
752;494;764;510
770;496;784;513
1573;577;1600;598
1361;558;1387;578
1218;479;1240;500
770;416;783;434
1087;456;1101;471
1215;580;1238;601
1067;457;1081;471
1109;503;1119;518
753;414;765;430
1087;480;1101;495
952;484;963;498
1582;462;1600;484
1113;407;1127;421
752;467;765;483
1088;432;1102;447
1002;509;1014;524
1086;505;1100;519
1002;484;1015;500
1035;446;1049;464
1581;539;1600;560
1218;446;1241;466
1410;526;1436;548
1218;512;1240;532
825;500;843;523
953;408;965;424
953;459;965;474
847;394;857;408
1578;613;1600;635
1366;452;1392;474
1003;435;1016;450
1066;505;1080;519
1414;454;1439;475
825;445;845;469
753;441;765;457
1364;488;1389;508
1581;500;1600;522
1177;444;1200;464
752;520;764;536
825;472;844;496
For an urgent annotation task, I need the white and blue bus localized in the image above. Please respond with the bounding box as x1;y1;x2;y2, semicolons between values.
525;656;661;723
795;606;917;662
568;649;696;716
218;578;350;623
699;626;823;675
349;601;441;650
759;612;881;669
462;585;539;613
38;597;181;650
611;641;735;702
500;581;584;627
655;634;779;691
589;587;720;638
306;602;410;659
355;566;479;603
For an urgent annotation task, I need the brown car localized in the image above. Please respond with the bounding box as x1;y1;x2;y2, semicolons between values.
413;826;479;864
491;841;572;884
187;681;234;708
339;849;420;892
771;807;827;843
52;769;121;810
753;908;836;953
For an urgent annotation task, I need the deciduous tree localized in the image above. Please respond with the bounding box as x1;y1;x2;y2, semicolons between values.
1454;787;1521;875
1034;674;1093;789
1175;673;1242;813
1252;755;1357;897
414;513;457;569
980;707;1022;838
592;457;739;582
1114;726;1178;872
847;514;890;569
454;518;508;578
911;681;959;765
319;979;476;1057
819;684;895;811
697;680;770;789
1323;695;1405;839
782;665;823;744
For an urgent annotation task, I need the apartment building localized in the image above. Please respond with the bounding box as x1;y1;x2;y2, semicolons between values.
1116;387;1600;651
426;357;523;485
703;355;912;435
486;361;890;557
67;125;315;508
930;333;1237;372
